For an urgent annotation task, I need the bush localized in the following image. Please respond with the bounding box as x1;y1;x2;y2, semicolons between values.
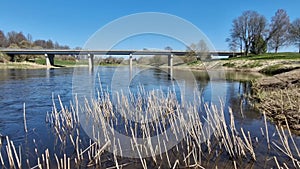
182;55;197;63
0;52;10;63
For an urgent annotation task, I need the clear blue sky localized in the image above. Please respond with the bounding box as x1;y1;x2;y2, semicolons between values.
1;0;300;51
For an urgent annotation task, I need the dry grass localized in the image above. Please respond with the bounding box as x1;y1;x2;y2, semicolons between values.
252;84;300;131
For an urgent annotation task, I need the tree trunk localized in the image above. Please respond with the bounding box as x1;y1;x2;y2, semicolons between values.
245;44;249;56
240;40;243;55
275;47;278;53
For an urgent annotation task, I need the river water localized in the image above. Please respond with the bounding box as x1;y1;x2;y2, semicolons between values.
0;66;299;168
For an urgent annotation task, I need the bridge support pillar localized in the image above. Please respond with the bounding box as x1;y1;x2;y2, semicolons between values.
45;54;55;67
88;53;94;71
168;54;173;79
129;53;133;70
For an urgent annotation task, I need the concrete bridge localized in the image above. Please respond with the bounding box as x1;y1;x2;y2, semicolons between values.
0;49;239;70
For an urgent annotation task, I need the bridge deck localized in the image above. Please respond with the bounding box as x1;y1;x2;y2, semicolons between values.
0;49;239;56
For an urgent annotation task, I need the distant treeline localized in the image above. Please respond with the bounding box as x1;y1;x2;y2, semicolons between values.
0;30;70;49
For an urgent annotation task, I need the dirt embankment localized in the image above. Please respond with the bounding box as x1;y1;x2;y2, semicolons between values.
252;69;300;131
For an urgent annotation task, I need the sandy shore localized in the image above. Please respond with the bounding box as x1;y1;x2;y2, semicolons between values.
0;62;90;69
0;62;49;69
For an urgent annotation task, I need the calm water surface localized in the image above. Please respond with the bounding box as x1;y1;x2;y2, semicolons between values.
0;66;299;168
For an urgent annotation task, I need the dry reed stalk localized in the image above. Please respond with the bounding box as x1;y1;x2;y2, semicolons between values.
60;158;63;169
131;128;147;169
284;118;300;158
240;128;256;160
273;156;281;169
240;99;244;118
45;149;50;169
93;140;111;160
26;159;30;168
263;111;270;150
260;127;264;136
10;140;21;168
272;125;299;167
0;149;4;166
283;162;289;169
163;140;171;168
23;103;28;133
172;159;179;169
68;158;70;169
106;163;131;169
64;154;67;169
69;134;75;148
80;141;97;156
6;136;15;168
233;160;237;169
54;154;60;169
188;163;205;169
113;149;120;169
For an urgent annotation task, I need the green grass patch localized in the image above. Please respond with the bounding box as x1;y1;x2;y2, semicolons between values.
187;60;200;65
259;64;299;75
35;58;77;66
35;58;46;65
222;62;236;67
228;52;300;61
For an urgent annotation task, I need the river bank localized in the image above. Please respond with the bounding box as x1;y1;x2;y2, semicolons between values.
0;61;50;69
251;69;300;133
0;60;88;69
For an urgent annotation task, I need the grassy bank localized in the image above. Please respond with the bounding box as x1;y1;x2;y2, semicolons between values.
228;52;300;60
34;58;83;67
220;53;300;75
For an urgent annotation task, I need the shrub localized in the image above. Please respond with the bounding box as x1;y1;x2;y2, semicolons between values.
222;62;236;67
0;52;10;63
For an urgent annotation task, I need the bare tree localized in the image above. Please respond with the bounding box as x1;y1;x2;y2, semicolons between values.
27;33;33;48
268;9;290;53
7;31;27;47
0;30;7;47
164;46;173;51
228;11;267;56
288;18;300;53
46;39;54;49
226;37;239;53
188;40;210;60
33;39;47;48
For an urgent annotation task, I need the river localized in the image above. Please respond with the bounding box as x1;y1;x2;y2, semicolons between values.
0;66;299;168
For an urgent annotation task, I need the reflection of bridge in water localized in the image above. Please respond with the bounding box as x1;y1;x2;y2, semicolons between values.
1;49;240;70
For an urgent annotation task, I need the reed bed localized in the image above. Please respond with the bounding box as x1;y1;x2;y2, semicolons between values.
0;85;299;168
252;85;300;132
